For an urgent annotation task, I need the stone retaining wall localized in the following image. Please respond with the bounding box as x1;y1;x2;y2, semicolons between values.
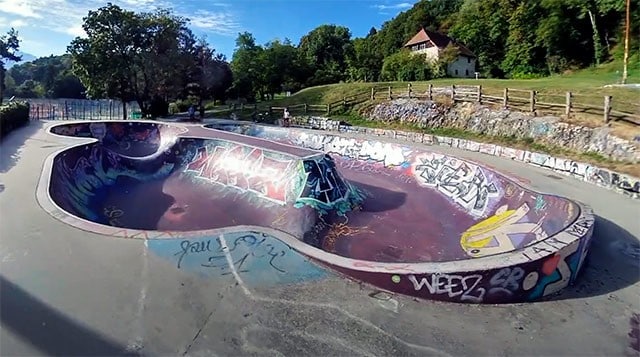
365;99;640;163
291;115;640;200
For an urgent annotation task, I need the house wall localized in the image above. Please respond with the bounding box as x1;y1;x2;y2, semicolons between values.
447;56;476;78
410;46;440;61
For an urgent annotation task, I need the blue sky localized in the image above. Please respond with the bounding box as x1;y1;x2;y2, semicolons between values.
0;0;415;60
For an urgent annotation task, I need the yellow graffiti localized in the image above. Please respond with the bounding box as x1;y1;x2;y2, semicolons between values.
460;202;547;258
323;223;373;253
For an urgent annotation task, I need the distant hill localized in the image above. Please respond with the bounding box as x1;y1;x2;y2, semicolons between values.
5;52;37;69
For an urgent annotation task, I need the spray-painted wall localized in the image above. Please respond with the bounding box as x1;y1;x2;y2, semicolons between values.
205;123;595;303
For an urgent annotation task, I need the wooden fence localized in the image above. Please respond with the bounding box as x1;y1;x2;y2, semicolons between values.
271;84;640;125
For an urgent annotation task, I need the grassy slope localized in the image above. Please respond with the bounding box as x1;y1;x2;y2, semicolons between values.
212;58;640;176
270;56;640;108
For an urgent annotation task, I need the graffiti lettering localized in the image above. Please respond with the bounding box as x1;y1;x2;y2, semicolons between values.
174;239;219;269
103;206;124;226
489;267;524;295
185;145;294;204
407;273;485;303
173;234;287;273
566;217;594;238
413;153;498;216
294;133;409;167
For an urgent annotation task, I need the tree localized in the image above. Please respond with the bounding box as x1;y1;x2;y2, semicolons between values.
0;28;21;104
229;32;262;101
380;50;434;82
68;4;141;118
298;25;353;85
188;38;233;106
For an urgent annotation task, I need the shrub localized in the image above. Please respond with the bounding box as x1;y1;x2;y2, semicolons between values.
0;101;30;139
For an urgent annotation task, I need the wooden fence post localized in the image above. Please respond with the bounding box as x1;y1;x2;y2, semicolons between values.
604;96;612;123
327;103;331;114
529;90;536;114
342;96;347;108
565;92;572;117
477;85;482;104
503;88;508;108
304;103;308;113
428;84;433;101
371;87;375;100
407;83;412;99
387;86;392;100
240;103;244;111
450;85;456;101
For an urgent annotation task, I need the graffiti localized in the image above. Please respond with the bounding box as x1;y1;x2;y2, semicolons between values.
489;267;525;296
294;133;410;168
51;145;175;222
413;153;499;216
148;231;328;286
184;144;298;204
406;273;485;303
336;159;392;176
534;195;547;213
528;239;582;299
174;234;286;273
322;223;373;253
295;155;365;216
460;203;548;258
103;206;124;226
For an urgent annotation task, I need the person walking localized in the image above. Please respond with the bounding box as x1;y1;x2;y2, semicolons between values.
283;107;290;127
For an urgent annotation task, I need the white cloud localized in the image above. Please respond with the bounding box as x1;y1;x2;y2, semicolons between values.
0;0;241;39
9;19;28;28
373;2;412;10
188;9;240;36
0;0;43;18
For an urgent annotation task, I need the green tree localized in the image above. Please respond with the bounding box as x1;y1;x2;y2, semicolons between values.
188;38;233;106
0;28;21;104
229;32;262;101
380;50;434;82
68;4;142;118
298;25;353;85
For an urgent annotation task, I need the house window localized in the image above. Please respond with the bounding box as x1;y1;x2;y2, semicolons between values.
455;69;459;75
467;57;471;64
465;69;469;76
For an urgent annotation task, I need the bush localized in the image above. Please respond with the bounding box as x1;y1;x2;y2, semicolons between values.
0;101;30;139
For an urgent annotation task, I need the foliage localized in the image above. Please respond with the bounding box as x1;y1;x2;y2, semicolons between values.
5;55;85;99
0;101;29;138
0;28;22;105
68;4;232;118
380;50;436;81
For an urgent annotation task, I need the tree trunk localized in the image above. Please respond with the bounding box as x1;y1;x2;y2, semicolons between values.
587;10;602;66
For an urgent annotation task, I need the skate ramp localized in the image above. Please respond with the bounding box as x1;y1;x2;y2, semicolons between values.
39;121;595;303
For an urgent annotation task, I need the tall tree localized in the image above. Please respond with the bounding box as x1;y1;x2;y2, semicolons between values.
0;28;21;104
229;32;262;101
298;25;353;85
68;4;142;118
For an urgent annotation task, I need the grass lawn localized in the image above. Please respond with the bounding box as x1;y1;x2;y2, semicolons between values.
203;58;640;177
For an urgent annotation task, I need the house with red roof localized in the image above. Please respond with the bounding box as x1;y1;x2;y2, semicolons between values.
404;28;477;78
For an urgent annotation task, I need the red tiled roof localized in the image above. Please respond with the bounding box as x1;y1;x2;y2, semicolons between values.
404;28;476;58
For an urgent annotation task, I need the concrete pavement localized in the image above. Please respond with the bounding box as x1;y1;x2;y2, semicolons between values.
0;120;638;356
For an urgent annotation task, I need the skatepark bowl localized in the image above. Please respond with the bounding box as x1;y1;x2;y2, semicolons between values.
38;120;595;304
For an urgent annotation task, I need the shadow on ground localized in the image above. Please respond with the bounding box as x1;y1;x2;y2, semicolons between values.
0;121;45;174
0;276;136;356
544;215;640;302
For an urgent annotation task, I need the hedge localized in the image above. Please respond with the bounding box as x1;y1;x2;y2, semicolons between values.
0;101;30;139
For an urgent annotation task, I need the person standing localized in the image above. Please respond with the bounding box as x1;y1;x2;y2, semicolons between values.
283;107;290;127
